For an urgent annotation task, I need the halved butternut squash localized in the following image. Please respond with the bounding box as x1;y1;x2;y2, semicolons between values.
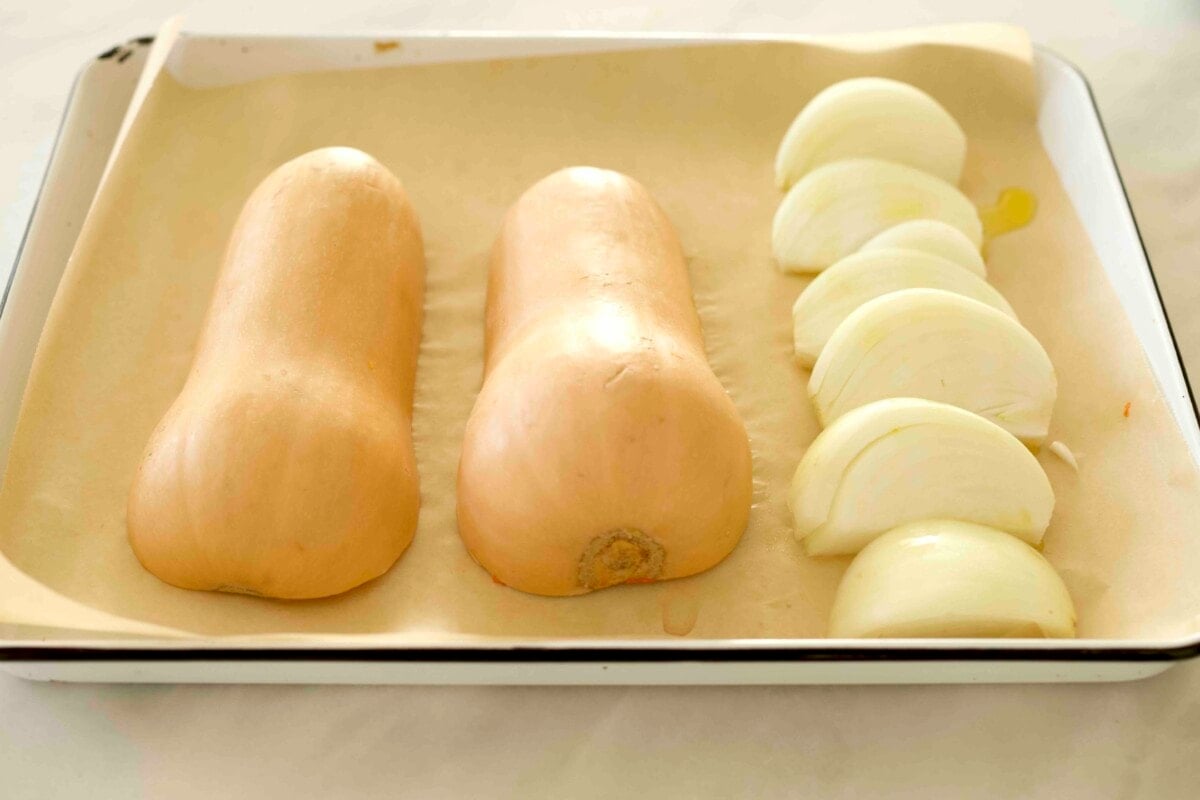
127;147;425;600
457;167;753;596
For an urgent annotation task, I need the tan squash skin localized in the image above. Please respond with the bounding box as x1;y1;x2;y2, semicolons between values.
457;167;753;596
127;147;425;599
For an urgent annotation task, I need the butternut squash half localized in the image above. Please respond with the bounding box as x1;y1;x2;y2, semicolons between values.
127;147;425;599
457;167;753;596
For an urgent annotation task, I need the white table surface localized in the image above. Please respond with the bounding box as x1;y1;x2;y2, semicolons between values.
2;1;1199;797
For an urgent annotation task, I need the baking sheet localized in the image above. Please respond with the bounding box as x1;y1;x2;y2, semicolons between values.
2;27;1199;642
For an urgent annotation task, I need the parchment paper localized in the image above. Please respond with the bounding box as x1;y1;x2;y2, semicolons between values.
2;27;1199;641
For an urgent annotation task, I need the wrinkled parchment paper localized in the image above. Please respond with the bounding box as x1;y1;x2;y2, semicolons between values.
3;26;1199;642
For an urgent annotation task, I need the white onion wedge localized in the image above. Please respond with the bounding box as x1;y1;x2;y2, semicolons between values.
789;398;1054;555
859;219;986;277
810;289;1056;442
772;159;983;272
774;78;966;190
828;519;1076;639
791;248;1015;367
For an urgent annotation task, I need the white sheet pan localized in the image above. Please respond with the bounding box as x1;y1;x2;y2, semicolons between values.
1;33;1196;684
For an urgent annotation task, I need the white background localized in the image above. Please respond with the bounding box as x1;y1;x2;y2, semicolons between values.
2;1;1200;797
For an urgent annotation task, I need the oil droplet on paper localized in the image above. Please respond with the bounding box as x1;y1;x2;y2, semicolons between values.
661;585;701;636
980;187;1037;241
